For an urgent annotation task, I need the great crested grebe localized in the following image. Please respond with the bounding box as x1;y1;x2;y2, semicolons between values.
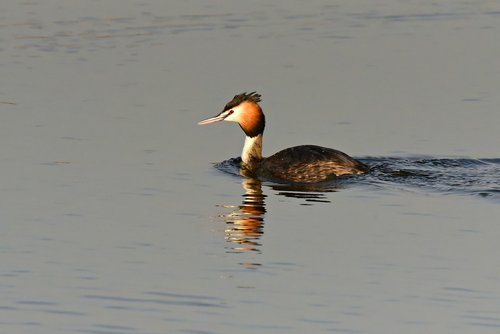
198;92;369;183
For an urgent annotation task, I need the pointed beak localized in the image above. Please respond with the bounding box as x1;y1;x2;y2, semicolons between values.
197;110;232;125
197;114;226;125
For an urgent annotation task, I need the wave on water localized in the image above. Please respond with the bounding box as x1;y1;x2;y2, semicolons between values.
214;156;500;200
359;157;500;199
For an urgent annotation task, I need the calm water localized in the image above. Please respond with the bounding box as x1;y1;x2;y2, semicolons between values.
1;1;500;333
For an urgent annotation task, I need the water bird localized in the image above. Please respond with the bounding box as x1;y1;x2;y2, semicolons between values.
198;92;369;183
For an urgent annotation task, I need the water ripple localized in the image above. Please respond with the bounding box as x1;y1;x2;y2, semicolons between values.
215;156;500;200
84;292;226;309
360;157;500;200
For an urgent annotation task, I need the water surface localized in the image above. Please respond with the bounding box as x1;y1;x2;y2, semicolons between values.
1;1;500;333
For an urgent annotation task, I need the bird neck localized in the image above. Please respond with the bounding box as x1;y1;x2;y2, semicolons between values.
241;133;263;168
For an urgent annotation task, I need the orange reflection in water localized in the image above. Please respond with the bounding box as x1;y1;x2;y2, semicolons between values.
223;178;266;253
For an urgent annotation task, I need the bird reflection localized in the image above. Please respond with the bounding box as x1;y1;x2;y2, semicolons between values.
212;159;351;269
268;183;335;204
218;174;339;257
223;177;266;254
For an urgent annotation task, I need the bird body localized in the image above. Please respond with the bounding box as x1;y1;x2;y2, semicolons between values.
198;92;368;183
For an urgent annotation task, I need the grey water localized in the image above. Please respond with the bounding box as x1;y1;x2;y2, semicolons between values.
1;1;500;333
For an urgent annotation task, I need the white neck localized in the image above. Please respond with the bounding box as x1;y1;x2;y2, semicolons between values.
241;134;263;167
